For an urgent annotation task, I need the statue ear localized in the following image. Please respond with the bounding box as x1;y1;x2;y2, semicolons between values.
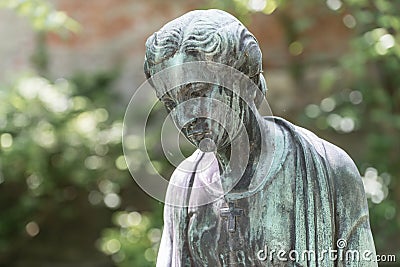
254;73;267;108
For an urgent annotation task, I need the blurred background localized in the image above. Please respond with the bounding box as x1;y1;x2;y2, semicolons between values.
0;0;399;266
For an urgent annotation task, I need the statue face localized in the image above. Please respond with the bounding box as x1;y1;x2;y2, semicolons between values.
145;9;266;152
157;81;248;152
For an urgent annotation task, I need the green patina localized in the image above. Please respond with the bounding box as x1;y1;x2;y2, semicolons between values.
144;9;377;267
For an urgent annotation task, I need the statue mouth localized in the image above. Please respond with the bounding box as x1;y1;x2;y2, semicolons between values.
186;131;218;152
183;119;231;150
185;128;233;152
186;130;212;143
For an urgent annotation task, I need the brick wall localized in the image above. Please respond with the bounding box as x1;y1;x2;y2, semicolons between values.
0;9;35;81
1;1;353;118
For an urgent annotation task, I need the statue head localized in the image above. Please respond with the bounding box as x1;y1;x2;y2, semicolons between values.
144;9;267;151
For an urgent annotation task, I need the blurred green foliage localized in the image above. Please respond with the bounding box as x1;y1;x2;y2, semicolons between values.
98;210;162;267
0;72;134;264
322;0;400;254
0;0;80;33
0;2;165;266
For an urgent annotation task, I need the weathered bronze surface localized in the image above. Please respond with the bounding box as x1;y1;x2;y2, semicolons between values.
144;9;377;267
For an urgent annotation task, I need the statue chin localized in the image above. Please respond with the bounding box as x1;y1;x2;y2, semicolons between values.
184;131;230;152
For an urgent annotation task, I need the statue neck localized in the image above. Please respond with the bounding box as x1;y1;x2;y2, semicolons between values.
216;112;269;193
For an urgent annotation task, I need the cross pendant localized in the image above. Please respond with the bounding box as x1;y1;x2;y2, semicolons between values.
220;202;244;233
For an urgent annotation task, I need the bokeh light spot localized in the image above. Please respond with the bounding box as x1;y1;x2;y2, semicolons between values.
349;90;363;104
247;0;266;11
327;114;341;130
0;133;13;148
289;41;304;56
379;34;395;50
362;167;388;204
105;239;121;254
147;228;162;243
95;108;109;122
144;248;157;262
88;190;103;205
85;155;103;170
343;14;356;28
305;104;320;118
339;117;355;133
26;174;42;190
320;97;336;112
26;221;40;237
104;193;121;209
127;212;142;226
115;156;128;170
326;0;342;10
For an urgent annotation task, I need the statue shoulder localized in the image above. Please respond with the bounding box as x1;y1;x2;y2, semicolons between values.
267;118;367;207
283;118;362;187
321;137;375;251
322;140;363;189
295;127;372;240
321;140;370;223
286;119;366;201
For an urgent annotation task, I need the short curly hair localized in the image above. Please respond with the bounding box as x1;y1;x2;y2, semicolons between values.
144;9;267;105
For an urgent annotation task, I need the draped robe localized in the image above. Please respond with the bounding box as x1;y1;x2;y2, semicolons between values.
156;117;377;266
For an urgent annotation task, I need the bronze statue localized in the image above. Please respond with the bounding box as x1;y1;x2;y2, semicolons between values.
144;9;377;266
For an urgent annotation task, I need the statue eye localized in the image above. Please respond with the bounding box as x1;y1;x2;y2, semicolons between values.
161;97;176;112
191;86;209;98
